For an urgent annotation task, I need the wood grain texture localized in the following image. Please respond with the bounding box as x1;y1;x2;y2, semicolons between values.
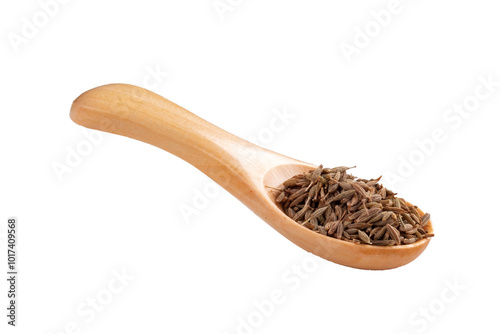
70;84;432;270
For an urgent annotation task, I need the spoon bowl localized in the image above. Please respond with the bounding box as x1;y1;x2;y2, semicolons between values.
70;84;432;270
261;164;432;270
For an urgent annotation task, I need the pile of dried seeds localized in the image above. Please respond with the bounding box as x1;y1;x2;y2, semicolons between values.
275;165;433;246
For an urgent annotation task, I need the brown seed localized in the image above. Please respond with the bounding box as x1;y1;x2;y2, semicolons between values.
394;198;401;208
405;226;419;234
374;225;387;240
275;191;286;203
305;205;329;222
358;230;372;244
402;223;413;232
347;210;365;221
336;219;344;239
292;204;310;221
347;193;359;206
351;182;369;199
324;205;333;219
297;180;311;187
308;184;319;199
283;179;298;187
365;202;383;209
369;227;381;238
288;187;307;201
367;212;384;224
328;183;339;193
372;220;387;227
417;227;427;235
327;221;339;236
387;225;401;245
317;226;327;235
403;238;416;244
304;209;312;221
402;213;417;226
421;213;431;227
366;176;382;186
339;182;353;190
383;207;407;214
410;213;421;223
310;165;324;181
348;222;372;229
345;228;359;234
289;193;309;208
377;199;393;206
355;208;382;223
381;211;393;222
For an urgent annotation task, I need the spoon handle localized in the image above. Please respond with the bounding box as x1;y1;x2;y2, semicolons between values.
70;84;293;197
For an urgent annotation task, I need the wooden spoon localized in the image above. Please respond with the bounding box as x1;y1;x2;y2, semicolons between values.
70;84;432;270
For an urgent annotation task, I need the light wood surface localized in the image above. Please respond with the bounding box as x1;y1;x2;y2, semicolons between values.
70;84;432;270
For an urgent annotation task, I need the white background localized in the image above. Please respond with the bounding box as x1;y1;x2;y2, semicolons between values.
1;1;499;333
